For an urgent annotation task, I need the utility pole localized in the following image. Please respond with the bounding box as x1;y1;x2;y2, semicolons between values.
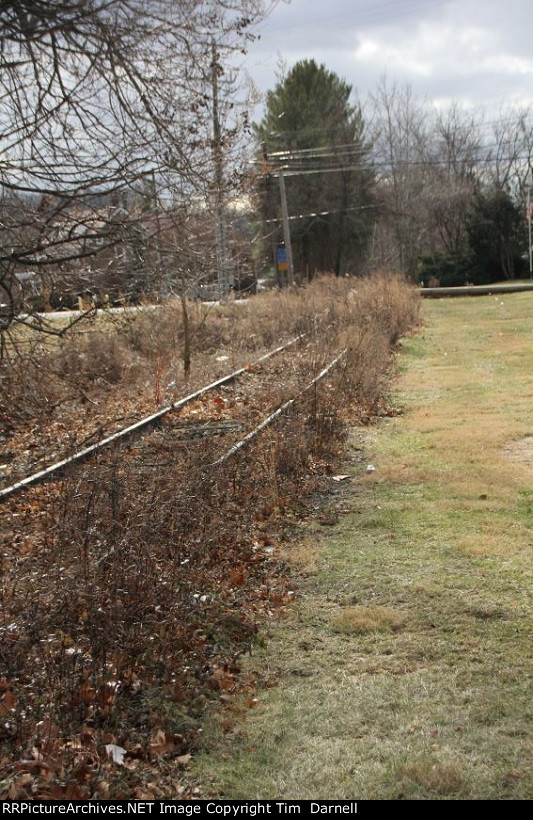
278;168;294;286
212;41;229;302
261;143;280;284
526;185;533;279
151;169;164;299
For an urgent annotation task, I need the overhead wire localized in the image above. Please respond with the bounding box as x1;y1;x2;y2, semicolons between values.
253;153;533;179
258;0;454;36
263;204;380;223
261;113;533;142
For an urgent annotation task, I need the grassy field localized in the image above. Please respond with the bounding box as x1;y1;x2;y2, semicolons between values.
193;293;533;800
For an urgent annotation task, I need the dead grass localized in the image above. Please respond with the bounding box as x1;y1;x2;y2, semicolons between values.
279;538;320;575
331;606;405;634
1;272;417;488
1;273;415;435
504;436;533;468
396;758;466;797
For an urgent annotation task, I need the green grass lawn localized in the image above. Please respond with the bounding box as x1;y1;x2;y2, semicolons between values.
192;293;533;800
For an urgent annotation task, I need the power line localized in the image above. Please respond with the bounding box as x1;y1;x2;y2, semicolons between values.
264;204;380;223
262;113;533;141
255;154;533;179
266;144;366;157
263;150;369;164
259;0;454;36
279;165;371;178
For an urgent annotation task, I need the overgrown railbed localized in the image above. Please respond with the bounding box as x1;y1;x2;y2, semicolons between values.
0;274;419;799
1;275;414;488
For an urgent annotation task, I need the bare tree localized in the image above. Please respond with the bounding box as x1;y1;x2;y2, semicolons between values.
481;105;533;208
368;82;520;275
424;104;482;257
0;0;274;334
368;79;430;275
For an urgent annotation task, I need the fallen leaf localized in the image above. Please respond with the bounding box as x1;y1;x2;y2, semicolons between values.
149;729;175;758
73;683;96;705
0;691;17;715
212;666;235;692
229;569;245;586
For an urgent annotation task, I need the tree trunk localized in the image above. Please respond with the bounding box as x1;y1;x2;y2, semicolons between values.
181;294;191;379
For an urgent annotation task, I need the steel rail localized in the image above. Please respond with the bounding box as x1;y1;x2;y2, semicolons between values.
0;335;304;502
213;349;347;466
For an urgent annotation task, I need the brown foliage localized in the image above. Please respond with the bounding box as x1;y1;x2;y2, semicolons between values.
0;273;419;797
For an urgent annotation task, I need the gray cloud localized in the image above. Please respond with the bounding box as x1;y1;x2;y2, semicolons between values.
245;0;533;110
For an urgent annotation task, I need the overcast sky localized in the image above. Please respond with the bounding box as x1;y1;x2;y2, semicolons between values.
244;0;533;115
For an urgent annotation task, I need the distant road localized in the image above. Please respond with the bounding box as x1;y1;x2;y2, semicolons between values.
18;304;159;321
419;283;533;298
21;301;249;322
16;284;533;320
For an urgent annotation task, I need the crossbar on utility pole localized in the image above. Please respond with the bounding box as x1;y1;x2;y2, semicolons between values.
278;168;294;286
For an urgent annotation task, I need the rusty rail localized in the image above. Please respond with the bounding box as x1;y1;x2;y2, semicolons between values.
213;349;347;466
0;336;304;502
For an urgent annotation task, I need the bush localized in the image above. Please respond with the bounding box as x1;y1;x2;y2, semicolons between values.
53;332;136;386
417;252;473;288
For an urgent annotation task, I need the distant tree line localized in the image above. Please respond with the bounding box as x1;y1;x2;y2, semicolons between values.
255;63;533;285
2;10;533;340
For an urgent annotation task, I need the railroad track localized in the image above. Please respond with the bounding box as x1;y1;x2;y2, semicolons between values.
119;346;348;478
1;337;306;501
213;349;347;466
1;337;349;503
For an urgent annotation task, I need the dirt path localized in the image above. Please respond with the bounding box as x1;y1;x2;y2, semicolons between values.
192;293;533;800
